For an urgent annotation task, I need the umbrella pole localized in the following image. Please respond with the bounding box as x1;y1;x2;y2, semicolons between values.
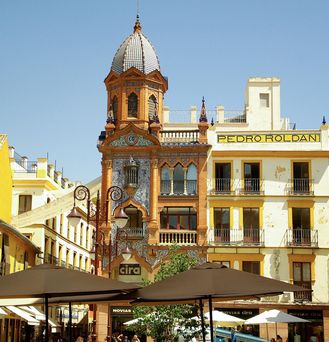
199;299;206;342
208;296;214;342
45;295;49;342
69;301;72;342
275;322;277;339
266;324;269;341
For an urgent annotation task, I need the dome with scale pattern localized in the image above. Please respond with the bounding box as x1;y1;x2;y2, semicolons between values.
111;16;161;75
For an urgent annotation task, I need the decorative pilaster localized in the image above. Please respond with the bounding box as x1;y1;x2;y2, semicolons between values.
148;158;159;244
101;159;109;206
197;155;208;245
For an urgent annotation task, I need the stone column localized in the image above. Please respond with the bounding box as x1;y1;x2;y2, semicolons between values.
183;168;188;195
169;168;174;195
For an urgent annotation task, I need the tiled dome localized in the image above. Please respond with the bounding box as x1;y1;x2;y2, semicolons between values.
111;16;160;75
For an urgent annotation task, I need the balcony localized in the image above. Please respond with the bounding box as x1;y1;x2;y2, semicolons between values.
240;178;263;195
14;161;38;173
44;254;58;265
159;130;200;144
294;281;312;302
117;227;144;240
213;178;233;194
159;230;197;245
285;228;318;247
160;180;197;196
209;228;264;246
288;178;314;196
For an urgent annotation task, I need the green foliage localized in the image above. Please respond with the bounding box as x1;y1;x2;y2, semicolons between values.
128;246;202;342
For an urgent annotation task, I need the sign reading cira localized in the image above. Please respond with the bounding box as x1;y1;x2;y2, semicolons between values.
119;263;141;276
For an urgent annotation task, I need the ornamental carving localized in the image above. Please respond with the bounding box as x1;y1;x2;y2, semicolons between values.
110;133;153;147
158;158;198;168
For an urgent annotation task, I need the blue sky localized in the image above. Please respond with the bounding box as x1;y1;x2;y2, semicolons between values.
1;1;329;182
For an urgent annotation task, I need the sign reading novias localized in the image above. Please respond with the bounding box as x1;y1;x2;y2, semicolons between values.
217;133;320;144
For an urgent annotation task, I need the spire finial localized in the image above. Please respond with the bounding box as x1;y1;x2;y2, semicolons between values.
134;14;142;33
322;116;327;125
199;96;208;123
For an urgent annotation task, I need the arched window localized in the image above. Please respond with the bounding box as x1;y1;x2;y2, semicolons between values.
112;96;118;121
124;205;143;228
173;164;184;194
160;166;171;194
128;93;138;118
148;95;157;121
186;164;197;195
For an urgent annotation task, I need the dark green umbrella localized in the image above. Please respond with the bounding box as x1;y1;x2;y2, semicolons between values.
130;263;309;342
0;264;140;341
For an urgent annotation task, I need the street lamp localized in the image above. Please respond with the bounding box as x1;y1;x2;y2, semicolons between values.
67;185;130;340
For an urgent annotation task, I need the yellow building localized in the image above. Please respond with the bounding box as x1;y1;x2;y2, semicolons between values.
9;147;97;337
0;135;12;223
0;135;40;341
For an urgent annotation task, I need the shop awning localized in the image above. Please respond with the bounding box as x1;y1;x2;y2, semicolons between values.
6;306;39;326
0;307;7;316
0;298;43;306
21;306;59;327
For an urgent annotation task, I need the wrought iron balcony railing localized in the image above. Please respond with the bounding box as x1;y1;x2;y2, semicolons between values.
213;178;233;194
240;178;263;194
14;160;38;173
209;228;264;246
159;229;197;245
45;254;59;265
288;178;314;195
294;281;312;302
285;228;318;247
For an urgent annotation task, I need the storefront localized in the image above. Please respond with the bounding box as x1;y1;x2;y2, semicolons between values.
111;306;147;342
111;307;133;338
215;307;260;336
287;310;323;342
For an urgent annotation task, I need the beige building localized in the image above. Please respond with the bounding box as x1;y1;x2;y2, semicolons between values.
202;78;329;341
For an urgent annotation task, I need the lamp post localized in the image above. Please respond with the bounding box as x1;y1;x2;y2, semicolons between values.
67;185;130;341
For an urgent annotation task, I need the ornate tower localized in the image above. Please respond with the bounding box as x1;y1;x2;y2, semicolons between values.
97;16;209;340
98;13;209;275
104;16;168;132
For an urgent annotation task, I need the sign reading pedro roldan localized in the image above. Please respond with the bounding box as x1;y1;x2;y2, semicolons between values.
119;263;141;276
217;133;320;144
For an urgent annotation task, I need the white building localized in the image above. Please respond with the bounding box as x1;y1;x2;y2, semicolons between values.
206;77;329;341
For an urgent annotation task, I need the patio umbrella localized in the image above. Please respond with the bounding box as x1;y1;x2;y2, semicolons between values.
0;264;140;341
130;263;309;342
205;311;244;326
245;309;309;340
191;311;244;325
